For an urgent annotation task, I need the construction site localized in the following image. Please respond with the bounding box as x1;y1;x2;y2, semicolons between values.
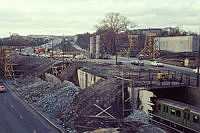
0;28;200;133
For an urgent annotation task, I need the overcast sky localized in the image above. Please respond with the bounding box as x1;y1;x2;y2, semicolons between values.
0;0;200;37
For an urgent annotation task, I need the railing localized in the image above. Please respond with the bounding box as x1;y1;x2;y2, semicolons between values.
123;69;200;88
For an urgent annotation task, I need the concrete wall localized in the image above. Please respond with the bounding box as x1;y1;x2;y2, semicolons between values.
96;35;100;59
45;73;61;84
155;36;200;52
77;69;103;89
90;36;95;58
130;87;153;114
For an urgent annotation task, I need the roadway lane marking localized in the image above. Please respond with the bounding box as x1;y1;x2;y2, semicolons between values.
33;130;37;133
19;115;23;119
10;104;14;108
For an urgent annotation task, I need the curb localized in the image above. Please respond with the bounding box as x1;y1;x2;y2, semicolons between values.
3;80;65;133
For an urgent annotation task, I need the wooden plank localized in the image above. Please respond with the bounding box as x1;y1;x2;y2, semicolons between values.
87;115;116;119
93;104;116;119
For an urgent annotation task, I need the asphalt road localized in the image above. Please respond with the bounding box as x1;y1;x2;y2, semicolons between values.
89;56;197;76
0;79;60;133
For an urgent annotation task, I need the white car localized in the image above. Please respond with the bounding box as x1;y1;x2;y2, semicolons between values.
74;55;86;60
193;68;200;73
151;61;164;67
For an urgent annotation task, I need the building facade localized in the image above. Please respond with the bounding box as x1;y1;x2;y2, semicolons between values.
155;36;200;53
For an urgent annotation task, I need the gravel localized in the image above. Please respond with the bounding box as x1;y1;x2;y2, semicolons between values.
33;80;79;117
124;110;149;124
13;75;80;133
124;110;166;133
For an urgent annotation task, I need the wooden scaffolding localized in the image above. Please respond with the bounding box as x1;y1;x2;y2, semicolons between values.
0;46;15;80
138;32;160;59
128;35;139;52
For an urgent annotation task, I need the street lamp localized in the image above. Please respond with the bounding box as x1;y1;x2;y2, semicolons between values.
196;31;200;87
115;34;118;65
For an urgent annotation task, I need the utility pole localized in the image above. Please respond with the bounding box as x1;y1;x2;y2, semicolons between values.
197;42;200;87
62;35;65;63
196;29;200;86
115;34;118;65
51;35;53;57
122;68;124;118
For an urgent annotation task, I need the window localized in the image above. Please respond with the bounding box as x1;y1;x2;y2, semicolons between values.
166;106;168;113
163;105;165;112
158;104;161;111
184;113;190;120
171;109;175;115
163;105;168;113
176;110;181;117
187;114;190;120
193;115;199;123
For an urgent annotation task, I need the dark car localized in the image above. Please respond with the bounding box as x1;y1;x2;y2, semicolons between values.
131;60;144;66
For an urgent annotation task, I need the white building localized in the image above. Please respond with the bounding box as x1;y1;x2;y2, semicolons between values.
155;36;200;53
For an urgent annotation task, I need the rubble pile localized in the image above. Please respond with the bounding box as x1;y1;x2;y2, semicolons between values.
56;78;121;130
34;80;79;117
15;75;80;118
124;110;149;124
124;110;166;133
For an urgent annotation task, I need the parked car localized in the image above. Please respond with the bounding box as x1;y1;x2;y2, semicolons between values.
131;60;144;66
151;61;164;67
193;68;200;73
0;86;6;92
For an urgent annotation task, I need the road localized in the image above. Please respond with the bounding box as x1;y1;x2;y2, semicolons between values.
0;78;60;133
89;56;197;76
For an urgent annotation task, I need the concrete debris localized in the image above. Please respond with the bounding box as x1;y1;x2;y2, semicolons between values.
45;73;61;84
34;80;79;117
124;110;165;133
13;75;80;132
124;110;149;124
139;125;166;133
84;128;120;133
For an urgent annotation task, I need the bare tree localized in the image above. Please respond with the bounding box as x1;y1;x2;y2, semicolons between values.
96;12;137;64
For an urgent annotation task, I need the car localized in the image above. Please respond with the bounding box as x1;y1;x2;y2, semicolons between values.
137;54;145;60
103;55;111;59
151;61;164;67
0;86;6;92
131;60;144;66
193;68;200;73
74;55;86;60
63;58;72;62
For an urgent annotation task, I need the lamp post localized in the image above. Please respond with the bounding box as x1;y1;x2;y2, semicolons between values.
51;35;53;57
197;47;200;87
115;33;118;65
196;31;200;86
